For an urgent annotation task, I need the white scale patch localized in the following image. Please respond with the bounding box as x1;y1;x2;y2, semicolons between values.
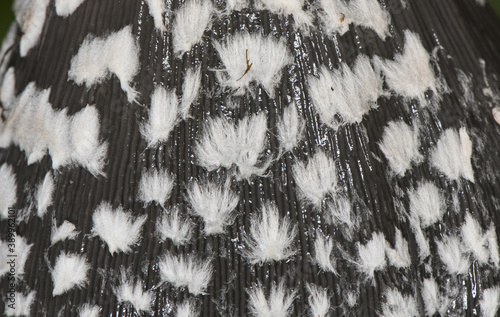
254;0;313;30
51;220;79;245
13;0;50;57
306;284;330;317
156;207;193;246
0;84;108;175
35;172;54;217
55;0;86;17
68;26;140;102
114;273;154;313
247;282;296;317
0;163;17;219
51;252;89;296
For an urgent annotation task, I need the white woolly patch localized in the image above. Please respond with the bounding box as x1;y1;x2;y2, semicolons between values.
461;213;499;266
68;26;140;102
35;172;54;217
1;68;16;117
326;196;354;229
430;127;474;182
141;85;179;146
70;105;108;176
173;0;214;56
0;163;17;219
196;113;270;179
436;235;470;274
1;85;107;173
385;229;411;268
408;181;445;228
180;67;202;119
15;236;32;277
51;252;89;296
78;304;101;317
254;0;313;30
55;0;86;17
493;107;500;126
158;253;212;295
480;287;500;317
487;229;500;268
293;150;337;207
247;282;296;317
308;55;381;130
114;274;154;313
187;178;239;235
137;169;174;206
306;284;330;317
5;291;35;316
214;32;293;97
176;300;198;317
381;288;418;317
277;103;304;152
145;0;167;31
91;202;147;254
313;234;336;274
319;0;390;38
13;0;50;57
378;121;422;176
51;220;79;245
356;232;387;278
410;221;430;259
421;278;449;316
374;30;437;105
226;0;248;11
244;203;297;264
156;207;193;245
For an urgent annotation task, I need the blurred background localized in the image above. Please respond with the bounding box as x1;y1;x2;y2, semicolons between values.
0;0;499;40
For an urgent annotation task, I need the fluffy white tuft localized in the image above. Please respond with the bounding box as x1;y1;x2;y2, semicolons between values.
55;0;86;17
461;213;499;266
156;207;193;245
137;169;174;206
430;127;474;182
68;26;140;102
436;235;470;274
180;66;202;119
356;232;387;278
91;202;147;254
0;163;17;219
374;30;437;105
145;0;167;31
326;196;354;229
385;229;411;268
306;284;330;317
244;202;297;264
158;253;212;295
78;304;101;317
13;0;50;57
1;85;108;173
1;67;16;116
114;274;154;313
277;103;304;152
319;0;390;39
51;252;89;296
214;32;293;97
293;150;337;207
4;291;35;316
313;233;337;274
173;0;214;56
409;221;430;259
51;220;79;245
70;105;108;176
226;0;248;11
141;85;179;146
378;121;422;176
176;300;199;317
16;236;33;277
480;287;500;317
247;282;296;317
381;288;419;317
421;278;449;316
308;55;381;130
35;172;55;217
408;181;445;228
254;0;313;30
187;178;239;234
196;113;270;179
